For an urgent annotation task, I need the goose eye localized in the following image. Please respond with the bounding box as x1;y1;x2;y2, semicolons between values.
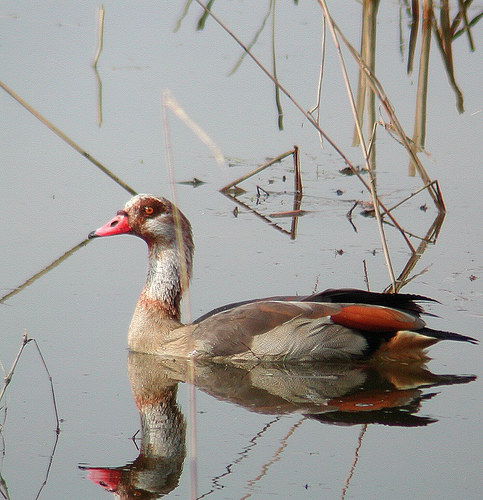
144;206;154;216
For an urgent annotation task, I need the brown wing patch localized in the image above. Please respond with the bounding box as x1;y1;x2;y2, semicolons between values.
331;305;425;332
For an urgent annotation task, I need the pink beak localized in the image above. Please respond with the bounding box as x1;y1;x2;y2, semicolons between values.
88;212;132;238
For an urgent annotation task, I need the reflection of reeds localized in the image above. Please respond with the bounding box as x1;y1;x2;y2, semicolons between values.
406;0;481;168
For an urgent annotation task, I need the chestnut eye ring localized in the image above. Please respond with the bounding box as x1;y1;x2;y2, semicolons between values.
144;206;154;215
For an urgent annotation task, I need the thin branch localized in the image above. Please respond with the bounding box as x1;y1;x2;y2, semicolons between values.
163;90;225;166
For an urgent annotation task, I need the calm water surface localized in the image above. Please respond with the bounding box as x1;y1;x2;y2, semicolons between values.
1;1;481;499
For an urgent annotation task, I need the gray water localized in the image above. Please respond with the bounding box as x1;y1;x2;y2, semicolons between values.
1;1;481;499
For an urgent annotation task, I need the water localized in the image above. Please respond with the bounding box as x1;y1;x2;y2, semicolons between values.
1;1;481;498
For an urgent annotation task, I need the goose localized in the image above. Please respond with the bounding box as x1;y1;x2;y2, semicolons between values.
88;194;477;362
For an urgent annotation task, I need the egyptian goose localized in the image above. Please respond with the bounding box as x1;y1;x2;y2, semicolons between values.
88;194;476;362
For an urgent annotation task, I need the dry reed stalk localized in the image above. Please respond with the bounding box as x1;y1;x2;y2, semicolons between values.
93;4;105;127
386;180;440;213
0;80;136;195
163;90;225;166
93;5;105;68
410;0;432;176
407;1;421;74
352;0;379;169
161;90;200;500
191;0;356;167
331;21;444;209
318;0;396;289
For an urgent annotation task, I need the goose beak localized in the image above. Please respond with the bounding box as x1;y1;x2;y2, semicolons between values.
88;211;132;239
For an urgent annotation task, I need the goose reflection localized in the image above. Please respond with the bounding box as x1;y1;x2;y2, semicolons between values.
81;353;474;498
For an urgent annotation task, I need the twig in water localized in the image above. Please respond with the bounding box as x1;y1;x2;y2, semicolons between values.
0;80;136;195
219;149;294;192
0;333;31;405
30;339;60;432
363;260;370;291
346;201;359;233
0;239;89;305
